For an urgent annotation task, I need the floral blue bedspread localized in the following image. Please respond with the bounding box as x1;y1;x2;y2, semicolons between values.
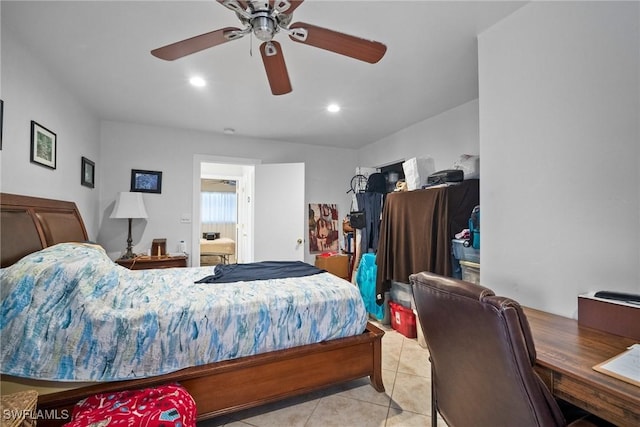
0;243;367;382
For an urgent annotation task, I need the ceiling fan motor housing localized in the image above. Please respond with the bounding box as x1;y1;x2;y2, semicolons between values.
251;11;277;41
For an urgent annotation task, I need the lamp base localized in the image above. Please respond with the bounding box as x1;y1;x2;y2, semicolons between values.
122;218;136;259
121;250;136;259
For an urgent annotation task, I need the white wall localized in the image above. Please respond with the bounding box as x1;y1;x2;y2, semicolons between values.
357;100;479;170
478;1;640;317
0;28;101;238
1;21;358;265
98;121;357;265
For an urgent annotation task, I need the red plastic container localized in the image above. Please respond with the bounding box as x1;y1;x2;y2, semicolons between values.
389;301;417;338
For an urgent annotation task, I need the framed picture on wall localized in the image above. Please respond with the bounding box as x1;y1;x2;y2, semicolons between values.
30;120;57;169
81;156;95;188
131;169;162;194
308;203;340;253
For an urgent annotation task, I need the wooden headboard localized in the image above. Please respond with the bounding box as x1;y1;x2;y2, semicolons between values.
1;193;89;267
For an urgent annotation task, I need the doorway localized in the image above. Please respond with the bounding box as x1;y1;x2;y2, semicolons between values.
192;155;256;267
200;178;238;266
192;155;306;266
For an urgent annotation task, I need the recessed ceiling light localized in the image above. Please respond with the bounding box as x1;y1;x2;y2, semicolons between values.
189;76;206;87
327;103;341;113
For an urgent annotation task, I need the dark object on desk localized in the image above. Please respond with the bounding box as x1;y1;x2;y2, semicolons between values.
426;169;464;185
203;232;220;240
578;292;640;340
593;290;640;303
151;238;166;256
410;271;599;427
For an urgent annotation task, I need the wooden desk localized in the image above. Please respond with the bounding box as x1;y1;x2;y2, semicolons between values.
524;307;639;427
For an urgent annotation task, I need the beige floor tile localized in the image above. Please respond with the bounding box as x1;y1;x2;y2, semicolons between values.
385;407;432;427
219;421;255;427
389;371;432;416
397;339;431;378
198;324;437;426
381;331;403;371
305;394;389;427
226;392;320;427
323;369;396;407
385;407;449;427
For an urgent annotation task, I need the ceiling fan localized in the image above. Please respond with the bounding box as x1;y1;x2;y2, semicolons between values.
151;0;387;95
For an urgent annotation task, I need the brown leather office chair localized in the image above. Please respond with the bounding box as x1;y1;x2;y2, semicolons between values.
410;271;597;427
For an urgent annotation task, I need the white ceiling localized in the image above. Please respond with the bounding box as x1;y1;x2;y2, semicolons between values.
2;1;526;149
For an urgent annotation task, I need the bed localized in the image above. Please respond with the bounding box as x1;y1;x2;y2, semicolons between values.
200;237;235;265
0;193;384;426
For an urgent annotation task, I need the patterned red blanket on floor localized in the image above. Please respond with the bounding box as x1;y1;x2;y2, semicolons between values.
63;383;196;426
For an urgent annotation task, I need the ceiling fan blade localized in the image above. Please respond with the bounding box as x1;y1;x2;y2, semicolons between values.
270;0;304;15
216;0;250;18
260;41;292;95
151;27;243;61
288;22;386;64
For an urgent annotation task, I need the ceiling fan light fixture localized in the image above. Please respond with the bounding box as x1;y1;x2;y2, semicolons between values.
252;13;276;41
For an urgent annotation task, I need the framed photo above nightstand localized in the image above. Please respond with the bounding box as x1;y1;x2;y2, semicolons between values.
131;169;162;194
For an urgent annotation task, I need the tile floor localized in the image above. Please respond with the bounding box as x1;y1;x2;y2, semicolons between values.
197;320;448;427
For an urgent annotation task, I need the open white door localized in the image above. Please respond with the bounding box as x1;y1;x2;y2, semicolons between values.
253;163;305;261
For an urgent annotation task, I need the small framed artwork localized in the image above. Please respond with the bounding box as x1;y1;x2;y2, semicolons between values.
81;156;95;188
30;120;57;169
131;169;162;194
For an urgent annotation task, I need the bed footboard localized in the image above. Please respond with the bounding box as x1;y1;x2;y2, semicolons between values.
34;323;384;426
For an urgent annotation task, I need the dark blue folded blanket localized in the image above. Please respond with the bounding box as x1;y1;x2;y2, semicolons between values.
195;261;326;284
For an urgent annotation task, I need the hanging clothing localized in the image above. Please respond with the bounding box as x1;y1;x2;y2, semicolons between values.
375;180;480;304
356;192;384;254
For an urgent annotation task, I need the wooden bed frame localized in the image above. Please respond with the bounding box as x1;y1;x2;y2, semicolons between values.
0;193;385;426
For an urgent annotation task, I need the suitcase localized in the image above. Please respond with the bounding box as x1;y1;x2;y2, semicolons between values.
427;169;464;185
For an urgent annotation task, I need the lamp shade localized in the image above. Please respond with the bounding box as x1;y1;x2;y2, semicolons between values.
110;192;148;219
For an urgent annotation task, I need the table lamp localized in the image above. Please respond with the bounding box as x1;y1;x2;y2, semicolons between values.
110;192;148;259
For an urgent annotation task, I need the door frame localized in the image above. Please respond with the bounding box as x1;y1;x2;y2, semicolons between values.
192;154;260;266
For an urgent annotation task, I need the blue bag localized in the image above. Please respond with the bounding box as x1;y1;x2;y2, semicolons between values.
469;205;480;249
356;253;385;321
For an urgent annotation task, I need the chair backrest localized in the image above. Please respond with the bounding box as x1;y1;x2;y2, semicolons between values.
410;272;566;427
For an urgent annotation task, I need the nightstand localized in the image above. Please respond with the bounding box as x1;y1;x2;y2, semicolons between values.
315;254;350;280
116;255;188;270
